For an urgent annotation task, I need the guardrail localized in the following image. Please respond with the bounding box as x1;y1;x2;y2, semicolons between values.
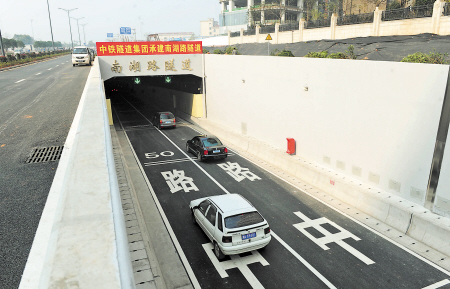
230;31;241;38
305;18;331;29
337;12;374;26
279;22;299;32
382;4;433;21
244;28;257;36
444;2;450;16
260;25;276;34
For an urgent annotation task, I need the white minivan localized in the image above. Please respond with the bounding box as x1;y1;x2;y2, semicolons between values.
72;46;92;66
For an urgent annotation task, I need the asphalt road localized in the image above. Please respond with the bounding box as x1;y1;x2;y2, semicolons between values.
111;93;450;289
0;55;91;288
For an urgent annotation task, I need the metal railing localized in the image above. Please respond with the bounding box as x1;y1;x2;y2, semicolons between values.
382;4;433;21
305;18;331;29
244;28;257;36
444;2;450;16
279;22;299;32
337;12;374;26
260;25;276;34
230;31;240;38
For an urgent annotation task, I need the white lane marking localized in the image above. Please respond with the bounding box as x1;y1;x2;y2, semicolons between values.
212;130;450;276
145;157;193;166
119;98;337;289
35;72;41;75
114;107;201;289
218;162;261;182
293;211;375;265
15;79;26;83
47;68;52;71
202;242;268;289
56;65;59;67
422;279;450;289
61;63;65;64
161;169;199;193
271;232;337;288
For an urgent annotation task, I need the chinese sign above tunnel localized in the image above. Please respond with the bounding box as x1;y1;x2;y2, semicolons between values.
96;41;203;56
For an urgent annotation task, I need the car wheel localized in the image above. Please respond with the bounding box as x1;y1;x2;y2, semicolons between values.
186;144;190;153
191;211;198;226
158;124;161;130
214;242;225;260
89;61;92;66
197;152;203;162
72;64;75;67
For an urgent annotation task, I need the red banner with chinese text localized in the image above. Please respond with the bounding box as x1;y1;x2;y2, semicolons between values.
96;41;203;56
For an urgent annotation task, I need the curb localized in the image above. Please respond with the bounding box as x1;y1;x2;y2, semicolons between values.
183;115;450;259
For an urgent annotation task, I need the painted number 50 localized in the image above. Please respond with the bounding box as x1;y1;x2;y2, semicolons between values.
145;151;175;159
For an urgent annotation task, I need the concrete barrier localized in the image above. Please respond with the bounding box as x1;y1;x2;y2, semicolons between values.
19;61;135;288
187;116;450;258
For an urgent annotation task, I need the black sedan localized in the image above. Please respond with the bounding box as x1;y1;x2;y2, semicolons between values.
186;135;228;161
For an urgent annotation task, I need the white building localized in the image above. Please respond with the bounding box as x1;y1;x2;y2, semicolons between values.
200;18;221;37
156;32;196;41
219;0;303;34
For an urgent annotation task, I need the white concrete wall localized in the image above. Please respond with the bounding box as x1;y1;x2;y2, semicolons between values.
303;27;332;41
335;23;373;40
204;54;449;206
379;18;433;36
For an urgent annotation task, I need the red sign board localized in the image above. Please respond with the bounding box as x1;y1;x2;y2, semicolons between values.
96;41;203;56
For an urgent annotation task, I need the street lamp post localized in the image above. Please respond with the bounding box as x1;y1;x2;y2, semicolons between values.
71;17;84;46
46;0;55;51
58;8;77;49
81;23;87;46
0;29;5;57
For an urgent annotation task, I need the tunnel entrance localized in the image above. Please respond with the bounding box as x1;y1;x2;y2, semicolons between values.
96;41;205;124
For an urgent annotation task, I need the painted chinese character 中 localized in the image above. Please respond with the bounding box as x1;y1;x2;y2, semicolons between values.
108;45;116;54
181;59;193;71
173;44;180;53
99;45;107;54
165;59;177;71
161;169;199;193
180;44;187;53
217;162;261;182
195;44;202;52
133;44;141;53
111;60;122;73
125;45;132;53
129;60;141;72
157;45;164;53
141;45;149;53
116;45;124;54
187;44;194;53
147;60;160;71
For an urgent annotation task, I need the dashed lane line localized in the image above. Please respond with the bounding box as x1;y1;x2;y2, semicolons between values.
422;279;450;289
121;97;337;289
35;73;41;75
47;68;52;71
15;79;26;83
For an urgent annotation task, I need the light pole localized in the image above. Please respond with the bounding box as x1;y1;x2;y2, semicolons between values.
71;17;84;46
0;29;5;57
46;0;55;51
58;8;77;49
81;23;87;46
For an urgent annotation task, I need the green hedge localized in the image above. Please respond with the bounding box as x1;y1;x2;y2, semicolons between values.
0;51;71;69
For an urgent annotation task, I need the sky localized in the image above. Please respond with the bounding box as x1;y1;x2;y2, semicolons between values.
0;0;221;45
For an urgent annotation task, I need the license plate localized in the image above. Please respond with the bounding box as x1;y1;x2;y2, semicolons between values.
213;150;220;153
241;232;256;240
165;121;171;123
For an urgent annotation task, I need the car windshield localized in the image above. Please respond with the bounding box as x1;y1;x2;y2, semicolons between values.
160;113;174;119
224;212;264;229
202;138;222;147
73;48;88;54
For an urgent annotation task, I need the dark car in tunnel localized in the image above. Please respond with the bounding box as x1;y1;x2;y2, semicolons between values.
186;135;228;161
152;112;176;129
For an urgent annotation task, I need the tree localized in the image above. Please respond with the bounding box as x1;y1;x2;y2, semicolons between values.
88;41;95;47
16;40;25;48
13;34;34;45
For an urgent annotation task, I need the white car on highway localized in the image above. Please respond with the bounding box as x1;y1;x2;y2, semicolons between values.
190;194;271;260
72;46;92;66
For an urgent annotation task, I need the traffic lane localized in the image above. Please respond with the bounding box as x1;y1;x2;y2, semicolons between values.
0;55;72;91
160;123;450;288
0;60;89;136
0;61;90;289
110;94;162;127
125;127;330;289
